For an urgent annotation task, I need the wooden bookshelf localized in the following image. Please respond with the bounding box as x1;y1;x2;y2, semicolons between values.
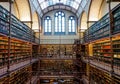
0;35;32;68
0;5;36;42
40;44;75;58
32;45;40;58
0;36;8;67
0;3;38;84
93;39;120;58
40;60;75;75
89;66;120;84
0;4;39;68
0;66;31;84
90;38;120;66
113;5;120;34
83;4;120;71
84;4;120;43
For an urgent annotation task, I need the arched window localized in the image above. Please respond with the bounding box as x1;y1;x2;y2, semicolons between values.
68;16;76;35
44;16;52;35
55;11;65;35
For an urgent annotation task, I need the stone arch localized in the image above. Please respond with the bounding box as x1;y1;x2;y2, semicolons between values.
80;11;87;32
88;0;103;21
79;11;87;40
32;12;39;31
15;0;32;27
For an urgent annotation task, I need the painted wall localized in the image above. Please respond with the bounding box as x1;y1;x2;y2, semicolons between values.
0;2;16;16
40;10;79;44
99;1;120;19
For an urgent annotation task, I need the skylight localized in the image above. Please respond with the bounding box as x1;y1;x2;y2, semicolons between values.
38;0;82;10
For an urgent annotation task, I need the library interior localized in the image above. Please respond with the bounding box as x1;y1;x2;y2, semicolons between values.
0;0;120;84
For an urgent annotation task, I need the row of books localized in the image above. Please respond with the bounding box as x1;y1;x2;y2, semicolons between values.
0;66;31;84
84;4;120;42
0;5;36;43
93;41;120;56
0;37;31;68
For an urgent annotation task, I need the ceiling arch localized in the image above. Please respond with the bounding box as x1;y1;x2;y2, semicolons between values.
80;11;87;32
15;0;31;21
88;0;103;21
32;12;39;32
31;0;89;18
42;4;77;16
38;0;82;10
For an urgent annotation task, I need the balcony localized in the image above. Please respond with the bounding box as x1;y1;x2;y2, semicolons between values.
38;54;76;60
39;70;83;79
0;57;38;78
82;56;120;76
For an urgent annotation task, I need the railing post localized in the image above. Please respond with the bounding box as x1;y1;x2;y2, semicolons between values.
107;0;114;83
7;0;12;83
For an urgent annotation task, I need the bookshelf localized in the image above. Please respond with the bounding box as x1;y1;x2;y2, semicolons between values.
40;60;75;75
32;45;40;58
40;44;75;58
113;5;120;34
0;36;8;67
84;14;109;42
0;3;38;84
0;5;35;42
83;4;120;73
0;35;32;68
93;40;120;58
93;41;111;57
89;66;120;84
92;38;120;65
0;66;31;84
84;4;120;43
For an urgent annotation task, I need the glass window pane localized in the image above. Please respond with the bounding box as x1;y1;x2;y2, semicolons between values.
49;20;51;32
72;20;75;32
44;16;52;33
55;11;65;33
69;16;76;33
45;20;47;32
55;17;58;32
69;20;71;32
62;17;65;32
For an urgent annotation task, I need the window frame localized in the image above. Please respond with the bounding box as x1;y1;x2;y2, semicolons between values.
54;11;65;35
44;16;52;35
68;16;76;35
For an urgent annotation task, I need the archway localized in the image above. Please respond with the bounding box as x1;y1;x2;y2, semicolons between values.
15;0;31;27
88;0;103;26
80;11;87;40
32;12;39;32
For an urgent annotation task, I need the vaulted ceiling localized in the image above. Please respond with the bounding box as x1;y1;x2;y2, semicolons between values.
38;0;82;10
31;0;89;18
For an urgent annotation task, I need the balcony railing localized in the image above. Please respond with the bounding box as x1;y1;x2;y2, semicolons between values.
82;56;120;76
39;70;83;78
40;39;75;44
38;54;76;60
83;4;120;43
0;5;36;43
0;57;38;78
